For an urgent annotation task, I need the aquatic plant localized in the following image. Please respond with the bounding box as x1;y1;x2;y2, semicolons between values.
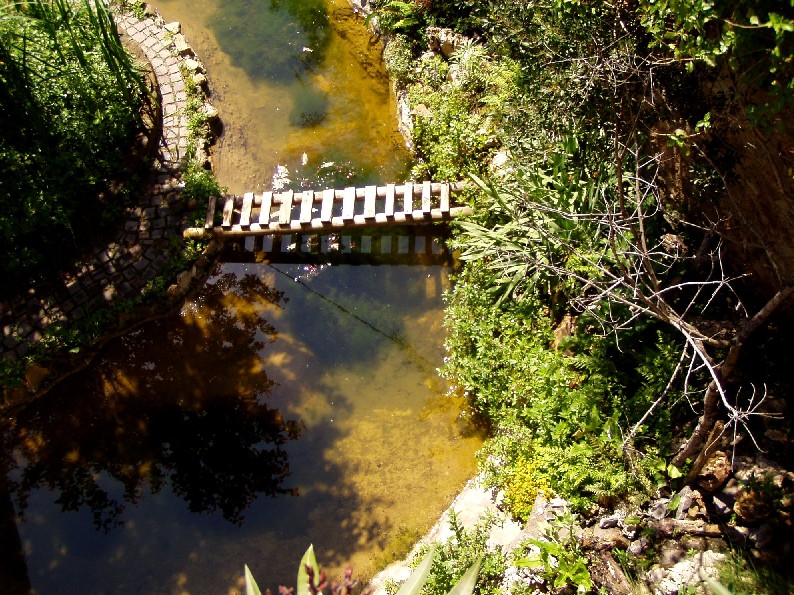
244;544;482;595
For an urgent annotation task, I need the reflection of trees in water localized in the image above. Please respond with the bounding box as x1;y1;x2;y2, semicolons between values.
210;0;330;82
5;271;302;531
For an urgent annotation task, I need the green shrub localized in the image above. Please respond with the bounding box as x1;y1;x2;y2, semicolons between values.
383;34;416;88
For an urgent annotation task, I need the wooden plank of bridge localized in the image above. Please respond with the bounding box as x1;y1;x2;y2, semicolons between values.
364;185;377;220
278;190;293;227
259;191;273;228
402;182;413;218
221;195;235;229
439;182;450;214
421;181;432;218
384;183;395;218
342;186;355;221
240;192;254;228
204;195;218;229
321;188;334;223
299;190;314;227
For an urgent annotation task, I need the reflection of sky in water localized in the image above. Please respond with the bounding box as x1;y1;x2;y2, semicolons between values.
4;264;482;594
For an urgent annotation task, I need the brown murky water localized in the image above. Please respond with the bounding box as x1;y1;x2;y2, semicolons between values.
0;2;482;593
156;0;410;194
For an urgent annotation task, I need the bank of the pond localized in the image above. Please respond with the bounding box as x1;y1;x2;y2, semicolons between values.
1;7;222;405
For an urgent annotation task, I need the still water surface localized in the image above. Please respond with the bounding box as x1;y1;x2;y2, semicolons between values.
156;0;410;194
2;1;481;593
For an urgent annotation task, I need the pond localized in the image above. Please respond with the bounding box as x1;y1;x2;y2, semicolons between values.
0;1;482;594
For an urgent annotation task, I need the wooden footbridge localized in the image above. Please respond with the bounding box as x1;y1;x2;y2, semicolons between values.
182;181;471;239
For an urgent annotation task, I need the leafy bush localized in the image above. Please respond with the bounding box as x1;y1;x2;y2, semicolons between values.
637;0;794;115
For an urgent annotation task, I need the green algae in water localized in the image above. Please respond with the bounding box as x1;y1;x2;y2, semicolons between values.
289;83;330;127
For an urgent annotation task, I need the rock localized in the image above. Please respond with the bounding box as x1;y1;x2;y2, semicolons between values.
628;536;650;556
658;541;686;568
696;450;731;492
581;526;629;551
491;150;510;173
722;478;740;497
193;72;207;87
764;428;789;443
166;283;180;301
164;21;181;34
647;551;725;595
183;57;204;73
734;488;773;523
201;103;219;120
426;26;469;59
647;498;670;521
172;33;191;56
724;524;750;544
589;551;634;595
674;486;694;520
410;103;433;120
712;492;734;517
679;535;707;552
176;270;192;292
548;497;569;511
622;524;640;541
599;516;620;529
748;523;775;549
673;520;722;537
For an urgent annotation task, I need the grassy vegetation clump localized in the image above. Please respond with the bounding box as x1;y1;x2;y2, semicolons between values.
0;0;149;286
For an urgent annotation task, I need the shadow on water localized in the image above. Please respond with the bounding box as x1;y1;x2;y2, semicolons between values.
0;266;395;593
